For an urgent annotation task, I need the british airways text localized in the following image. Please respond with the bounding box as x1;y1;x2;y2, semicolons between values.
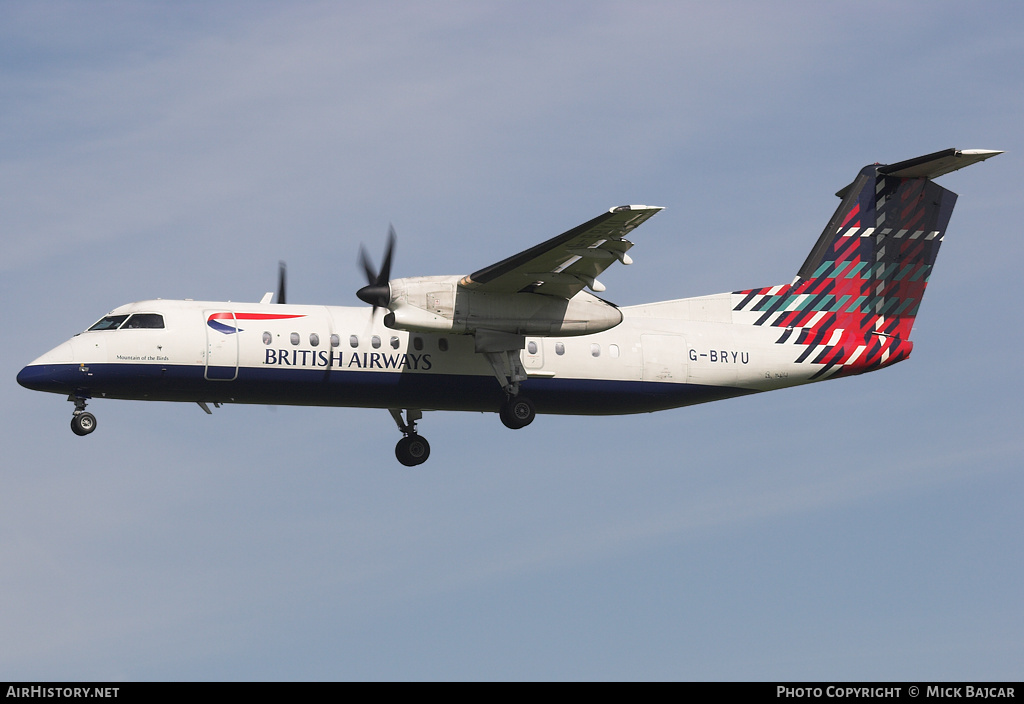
264;349;432;370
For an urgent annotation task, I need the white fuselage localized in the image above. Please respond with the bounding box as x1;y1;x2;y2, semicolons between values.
18;291;835;416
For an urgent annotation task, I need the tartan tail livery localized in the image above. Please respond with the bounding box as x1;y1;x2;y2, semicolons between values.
733;148;1002;381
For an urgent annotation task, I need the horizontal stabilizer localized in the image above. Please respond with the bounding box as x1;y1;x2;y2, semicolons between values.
836;148;1002;197
879;148;1003;179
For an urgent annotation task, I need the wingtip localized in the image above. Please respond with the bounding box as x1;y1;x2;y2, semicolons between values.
959;149;1004;159
610;204;664;213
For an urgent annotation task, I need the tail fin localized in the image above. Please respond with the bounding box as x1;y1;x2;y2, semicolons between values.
734;148;1001;379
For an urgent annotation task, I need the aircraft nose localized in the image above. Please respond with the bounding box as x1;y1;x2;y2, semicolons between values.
17;342;79;393
17;364;58;392
17;362;87;394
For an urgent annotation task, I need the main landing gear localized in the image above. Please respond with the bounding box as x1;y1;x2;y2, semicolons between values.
69;396;97;436
385;332;538;466
499;394;535;430
389;408;430;467
481;346;536;431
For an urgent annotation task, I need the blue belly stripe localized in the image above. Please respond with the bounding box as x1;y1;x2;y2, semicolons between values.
17;363;755;415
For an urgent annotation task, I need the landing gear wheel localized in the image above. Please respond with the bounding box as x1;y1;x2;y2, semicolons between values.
71;412;97;436
500;395;535;430
395;434;430;467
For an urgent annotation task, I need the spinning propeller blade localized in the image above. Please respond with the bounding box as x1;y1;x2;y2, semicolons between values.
357;225;396;312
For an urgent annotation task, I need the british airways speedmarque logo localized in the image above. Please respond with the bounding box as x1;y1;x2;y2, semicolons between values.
207;312;306;334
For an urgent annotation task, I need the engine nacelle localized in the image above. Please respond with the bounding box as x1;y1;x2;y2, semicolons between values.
383;275;622;336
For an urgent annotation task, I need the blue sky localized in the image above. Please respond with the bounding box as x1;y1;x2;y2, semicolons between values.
2;1;1021;681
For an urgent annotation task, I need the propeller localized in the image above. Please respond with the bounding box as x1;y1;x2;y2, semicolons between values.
277;261;287;304
357;225;396;312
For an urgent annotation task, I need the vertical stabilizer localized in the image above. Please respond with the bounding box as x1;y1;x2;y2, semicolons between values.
733;148;1000;379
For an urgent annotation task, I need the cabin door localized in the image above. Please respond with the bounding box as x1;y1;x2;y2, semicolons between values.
204;310;239;381
641;334;687;383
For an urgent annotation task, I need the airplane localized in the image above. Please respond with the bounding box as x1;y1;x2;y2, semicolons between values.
17;148;1001;466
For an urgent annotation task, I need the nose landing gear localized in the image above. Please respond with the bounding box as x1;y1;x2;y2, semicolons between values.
69;396;97;436
71;412;97;436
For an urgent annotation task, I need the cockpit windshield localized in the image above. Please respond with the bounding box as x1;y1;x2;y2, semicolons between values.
88;315;129;331
122;313;165;329
87;313;164;331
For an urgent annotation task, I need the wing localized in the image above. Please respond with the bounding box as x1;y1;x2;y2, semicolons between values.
459;205;663;299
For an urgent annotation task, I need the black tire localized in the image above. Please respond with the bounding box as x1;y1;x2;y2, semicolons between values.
395;434;430;466
500;395;535;430
71;412;97;436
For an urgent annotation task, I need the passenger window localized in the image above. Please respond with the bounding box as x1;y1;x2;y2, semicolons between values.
438;338;449;352
591;344;601;357
390;336;400;349
413;337;423;351
330;334;340;348
371;335;381;349
349;335;359;348
610;344;619;358
310;333;320;347
555;342;565;356
88;315;129;331
527;341;538;354
290;332;300;345
122;313;165;329
263;332;272;345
